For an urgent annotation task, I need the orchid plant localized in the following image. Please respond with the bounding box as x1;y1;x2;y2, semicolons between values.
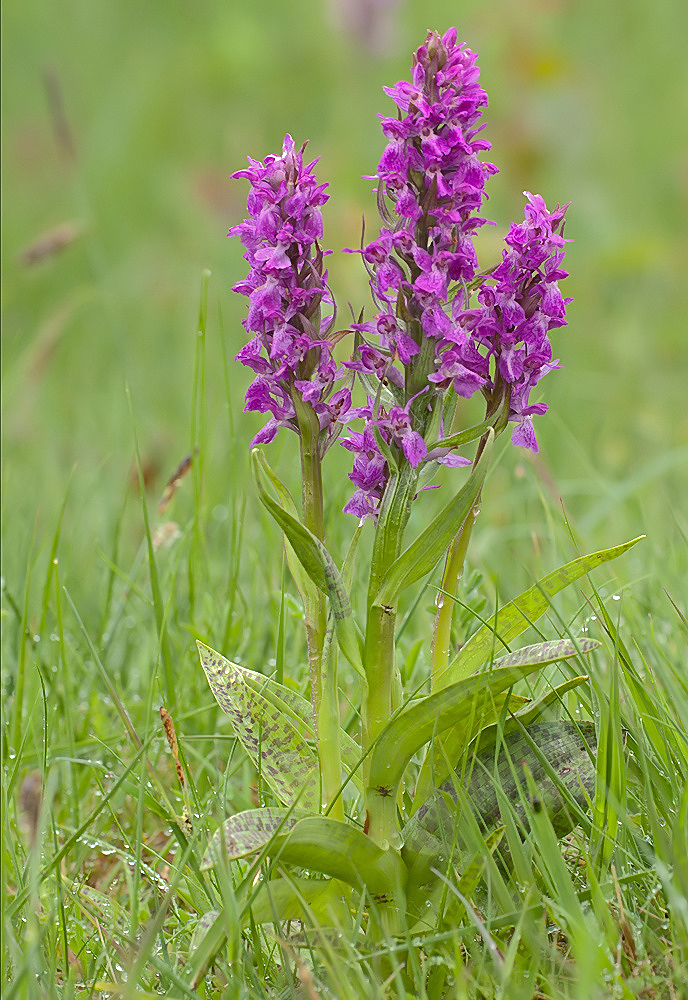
197;29;638;937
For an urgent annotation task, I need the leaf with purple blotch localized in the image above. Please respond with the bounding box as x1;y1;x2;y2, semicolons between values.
224;652;364;795
198;643;320;810
413;639;598;811
201;807;304;868
403;721;598;890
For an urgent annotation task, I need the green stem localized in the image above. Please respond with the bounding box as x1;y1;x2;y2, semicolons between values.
319;627;344;821
430;497;479;690
362;464;418;848
430;388;510;690
292;390;341;813
292;392;327;707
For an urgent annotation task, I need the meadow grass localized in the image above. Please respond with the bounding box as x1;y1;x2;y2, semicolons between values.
2;269;687;996
2;1;687;996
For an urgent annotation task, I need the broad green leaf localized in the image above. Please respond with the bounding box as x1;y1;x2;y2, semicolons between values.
247;874;352;926
474;674;591;752
267;816;405;895
442;537;643;686
374;430;493;608
411;690;515;814
252;451;364;676
413;639;600;808
368;660;546;798
198;643;320;810
201;807;305;868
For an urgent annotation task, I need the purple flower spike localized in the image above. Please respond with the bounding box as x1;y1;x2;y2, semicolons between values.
338;29;501;515
229;135;343;447
357;29;498;369
452;191;571;451
228;32;572;518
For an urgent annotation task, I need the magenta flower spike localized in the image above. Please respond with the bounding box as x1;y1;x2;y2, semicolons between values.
229;134;348;448
339;28;499;515
340;29;570;517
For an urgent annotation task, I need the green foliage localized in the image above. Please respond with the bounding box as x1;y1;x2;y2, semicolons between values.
252;450;365;676
374;429;493;607
196;537;630;942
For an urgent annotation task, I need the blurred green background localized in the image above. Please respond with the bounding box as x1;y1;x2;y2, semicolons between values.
3;0;687;604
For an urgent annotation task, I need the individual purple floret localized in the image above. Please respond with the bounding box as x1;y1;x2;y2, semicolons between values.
229;134;347;446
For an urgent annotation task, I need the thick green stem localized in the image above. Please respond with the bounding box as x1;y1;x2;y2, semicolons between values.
430;498;479;689
362;464;418;848
319;630;345;820
430;388;510;689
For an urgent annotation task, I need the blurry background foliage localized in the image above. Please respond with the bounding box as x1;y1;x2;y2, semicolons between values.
2;0;687;608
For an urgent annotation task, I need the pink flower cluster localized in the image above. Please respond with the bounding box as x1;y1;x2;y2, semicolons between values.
229;30;571;517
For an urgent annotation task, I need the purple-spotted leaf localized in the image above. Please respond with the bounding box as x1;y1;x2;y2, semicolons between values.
200;644;364;796
241;661;365;796
198;643;320;810
402;722;598;886
442;537;642;685
201;807;304;869
412;639;599;809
